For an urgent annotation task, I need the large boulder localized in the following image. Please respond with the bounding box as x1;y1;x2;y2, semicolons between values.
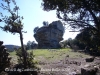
81;66;98;75
81;64;100;75
85;57;95;62
34;20;64;49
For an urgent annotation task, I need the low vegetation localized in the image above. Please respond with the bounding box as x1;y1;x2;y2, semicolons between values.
10;48;99;75
10;48;90;64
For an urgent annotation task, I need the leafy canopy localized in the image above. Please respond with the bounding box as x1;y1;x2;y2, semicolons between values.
41;0;100;34
0;0;24;34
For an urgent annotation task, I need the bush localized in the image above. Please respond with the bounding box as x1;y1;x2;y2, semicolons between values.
0;41;11;73
15;47;38;75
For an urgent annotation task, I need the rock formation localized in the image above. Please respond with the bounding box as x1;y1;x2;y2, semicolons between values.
34;20;64;49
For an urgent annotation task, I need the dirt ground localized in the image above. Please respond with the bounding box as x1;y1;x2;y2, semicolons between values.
37;51;100;75
10;50;100;75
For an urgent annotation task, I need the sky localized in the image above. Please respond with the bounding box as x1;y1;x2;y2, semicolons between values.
0;0;79;46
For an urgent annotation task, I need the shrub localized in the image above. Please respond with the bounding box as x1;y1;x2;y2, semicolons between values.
0;41;11;72
15;47;38;75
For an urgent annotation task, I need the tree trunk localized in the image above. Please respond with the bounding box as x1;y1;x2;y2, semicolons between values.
19;30;27;68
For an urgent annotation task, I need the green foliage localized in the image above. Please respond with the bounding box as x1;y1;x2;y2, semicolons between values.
76;27;93;46
41;0;100;31
60;38;86;50
0;0;24;34
30;49;90;61
71;39;86;49
0;41;11;72
26;41;37;50
42;0;100;54
31;41;37;49
10;48;90;61
26;41;32;50
16;47;38;68
75;27;100;54
31;49;72;61
41;0;100;50
0;0;28;68
16;47;23;63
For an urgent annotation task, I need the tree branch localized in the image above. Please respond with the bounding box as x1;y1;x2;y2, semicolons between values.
82;0;99;30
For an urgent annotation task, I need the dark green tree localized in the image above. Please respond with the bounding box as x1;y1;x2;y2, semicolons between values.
41;0;100;49
0;0;27;68
67;38;73;48
75;27;92;47
31;41;37;49
26;41;32;50
0;41;11;73
15;47;38;75
76;27;100;53
71;39;86;49
26;41;37;50
41;0;100;31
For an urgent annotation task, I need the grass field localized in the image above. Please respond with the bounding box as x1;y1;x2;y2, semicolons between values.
9;48;90;64
9;48;94;75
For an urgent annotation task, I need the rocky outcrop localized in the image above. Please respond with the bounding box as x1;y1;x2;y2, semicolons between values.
34;20;64;49
81;64;99;75
81;67;98;75
85;57;95;62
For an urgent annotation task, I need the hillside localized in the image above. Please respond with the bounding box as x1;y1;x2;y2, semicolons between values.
5;45;20;51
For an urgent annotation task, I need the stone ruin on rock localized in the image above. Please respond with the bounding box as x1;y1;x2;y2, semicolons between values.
34;20;64;49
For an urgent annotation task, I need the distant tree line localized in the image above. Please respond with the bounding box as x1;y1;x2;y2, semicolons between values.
60;38;85;50
60;29;100;55
26;41;37;50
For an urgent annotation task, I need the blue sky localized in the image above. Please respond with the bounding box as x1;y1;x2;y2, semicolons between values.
0;0;79;46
